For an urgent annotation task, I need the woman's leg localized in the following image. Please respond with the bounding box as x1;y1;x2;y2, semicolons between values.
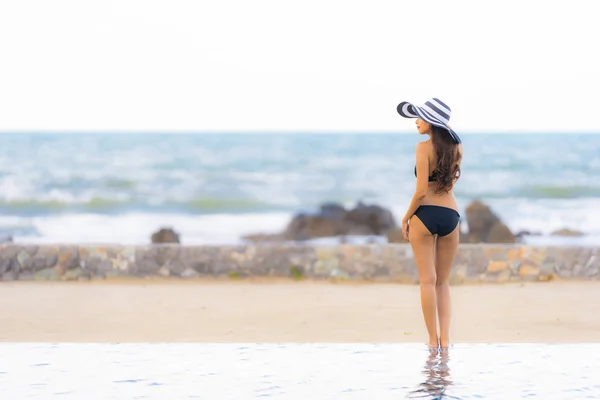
408;214;437;347
434;223;460;349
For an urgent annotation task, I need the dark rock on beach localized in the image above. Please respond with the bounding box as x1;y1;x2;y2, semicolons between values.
243;199;524;244
144;200;576;246
244;201;398;243
462;200;516;243
151;228;180;244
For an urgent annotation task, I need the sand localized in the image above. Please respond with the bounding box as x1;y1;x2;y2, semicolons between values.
0;280;598;343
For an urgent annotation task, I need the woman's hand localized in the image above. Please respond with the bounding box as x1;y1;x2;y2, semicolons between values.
401;218;410;241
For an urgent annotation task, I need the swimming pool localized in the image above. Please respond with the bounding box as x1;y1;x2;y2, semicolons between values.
1;343;598;399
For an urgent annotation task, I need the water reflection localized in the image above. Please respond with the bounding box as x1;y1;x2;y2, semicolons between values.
407;348;455;399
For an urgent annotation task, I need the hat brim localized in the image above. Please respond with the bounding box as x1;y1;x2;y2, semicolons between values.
396;101;461;144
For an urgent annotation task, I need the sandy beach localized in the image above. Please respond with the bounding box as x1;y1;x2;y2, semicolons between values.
0;280;598;343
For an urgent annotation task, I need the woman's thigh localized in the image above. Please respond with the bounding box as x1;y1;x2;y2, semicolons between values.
409;215;436;284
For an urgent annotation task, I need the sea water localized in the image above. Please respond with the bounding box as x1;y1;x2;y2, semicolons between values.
0;343;599;399
1;132;600;245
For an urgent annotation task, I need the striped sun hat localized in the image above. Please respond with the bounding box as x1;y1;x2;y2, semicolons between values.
396;98;461;144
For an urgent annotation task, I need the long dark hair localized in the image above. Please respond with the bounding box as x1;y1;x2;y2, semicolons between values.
430;125;461;194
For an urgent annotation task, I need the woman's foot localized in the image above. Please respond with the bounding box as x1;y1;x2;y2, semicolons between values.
428;337;439;349
440;338;450;349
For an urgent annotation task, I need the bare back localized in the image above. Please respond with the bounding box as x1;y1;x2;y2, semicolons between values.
421;140;462;212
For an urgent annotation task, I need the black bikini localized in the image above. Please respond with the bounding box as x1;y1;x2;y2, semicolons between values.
414;166;437;182
412;165;460;236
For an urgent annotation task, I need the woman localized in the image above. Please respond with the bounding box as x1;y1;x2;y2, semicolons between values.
396;98;463;350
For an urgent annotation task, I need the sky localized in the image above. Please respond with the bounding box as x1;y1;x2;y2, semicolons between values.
0;0;599;134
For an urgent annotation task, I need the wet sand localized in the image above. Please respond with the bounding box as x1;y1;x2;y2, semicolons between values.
0;280;598;343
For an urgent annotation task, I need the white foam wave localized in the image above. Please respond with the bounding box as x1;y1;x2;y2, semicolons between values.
4;201;600;246
8;212;292;245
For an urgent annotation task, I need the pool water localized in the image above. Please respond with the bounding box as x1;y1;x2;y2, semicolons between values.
1;343;598;399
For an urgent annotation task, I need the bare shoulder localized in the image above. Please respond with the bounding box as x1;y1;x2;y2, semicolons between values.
416;140;434;153
416;141;435;161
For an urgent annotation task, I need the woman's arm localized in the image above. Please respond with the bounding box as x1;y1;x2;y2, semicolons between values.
402;143;429;223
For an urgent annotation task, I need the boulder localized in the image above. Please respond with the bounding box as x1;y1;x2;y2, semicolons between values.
151;227;180;244
487;222;516;243
463;200;515;243
282;213;346;240
345;201;396;235
244;201;398;243
465;200;500;242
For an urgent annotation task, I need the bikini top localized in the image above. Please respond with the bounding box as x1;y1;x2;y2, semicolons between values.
414;165;437;182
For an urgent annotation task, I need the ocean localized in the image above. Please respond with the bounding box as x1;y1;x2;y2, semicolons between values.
1;132;599;245
1;343;598;399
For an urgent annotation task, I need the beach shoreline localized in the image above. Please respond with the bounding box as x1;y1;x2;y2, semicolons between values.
1;280;598;343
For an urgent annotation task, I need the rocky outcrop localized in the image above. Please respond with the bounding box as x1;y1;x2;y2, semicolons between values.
143;199;583;246
151;228;180;244
244;201;397;243
462;200;516;243
460;201;588;243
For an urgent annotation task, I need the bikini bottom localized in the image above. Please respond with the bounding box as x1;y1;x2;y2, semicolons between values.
413;205;460;236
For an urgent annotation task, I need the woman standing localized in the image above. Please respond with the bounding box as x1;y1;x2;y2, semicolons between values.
396;98;463;349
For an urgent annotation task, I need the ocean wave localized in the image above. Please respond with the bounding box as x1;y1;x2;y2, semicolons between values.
455;185;600;199
5;207;600;245
519;185;600;199
1;132;600;244
0;197;288;214
3;212;291;245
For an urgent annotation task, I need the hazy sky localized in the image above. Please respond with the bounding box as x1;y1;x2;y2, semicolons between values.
1;0;598;133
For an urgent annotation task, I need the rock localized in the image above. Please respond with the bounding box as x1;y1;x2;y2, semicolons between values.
62;268;85;281
464;200;515;243
520;263;540;277
137;259;160;275
0;258;12;275
245;201;397;243
487;261;508;272
487;222;516;243
283;213;346;240
151;227;180;244
57;248;80;270
345;201;396;235
551;228;584;237
34;268;59;281
319;202;347;219
465;200;500;242
2;271;18;281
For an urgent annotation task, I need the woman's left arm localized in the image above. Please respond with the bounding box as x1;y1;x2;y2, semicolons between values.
402;143;430;225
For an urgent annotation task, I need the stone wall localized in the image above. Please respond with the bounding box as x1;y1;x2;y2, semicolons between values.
1;243;599;283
